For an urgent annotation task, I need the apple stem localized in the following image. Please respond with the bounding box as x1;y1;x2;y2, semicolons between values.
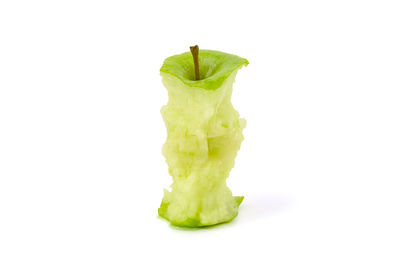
190;45;200;80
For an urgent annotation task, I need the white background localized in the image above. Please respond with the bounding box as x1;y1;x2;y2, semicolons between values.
1;0;399;266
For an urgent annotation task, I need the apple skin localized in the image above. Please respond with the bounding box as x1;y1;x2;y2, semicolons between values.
160;49;248;90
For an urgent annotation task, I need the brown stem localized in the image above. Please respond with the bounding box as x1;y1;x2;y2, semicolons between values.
190;45;200;80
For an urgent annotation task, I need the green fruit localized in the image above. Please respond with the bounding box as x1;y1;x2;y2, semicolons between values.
159;49;248;227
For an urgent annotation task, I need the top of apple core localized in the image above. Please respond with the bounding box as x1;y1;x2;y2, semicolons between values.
160;49;249;90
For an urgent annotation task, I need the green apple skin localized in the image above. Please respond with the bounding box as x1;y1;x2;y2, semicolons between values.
159;50;248;227
160;49;248;90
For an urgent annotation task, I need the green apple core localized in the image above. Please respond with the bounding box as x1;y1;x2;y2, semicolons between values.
159;49;248;227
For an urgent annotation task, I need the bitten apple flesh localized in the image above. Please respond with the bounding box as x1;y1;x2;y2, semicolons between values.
159;50;248;227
